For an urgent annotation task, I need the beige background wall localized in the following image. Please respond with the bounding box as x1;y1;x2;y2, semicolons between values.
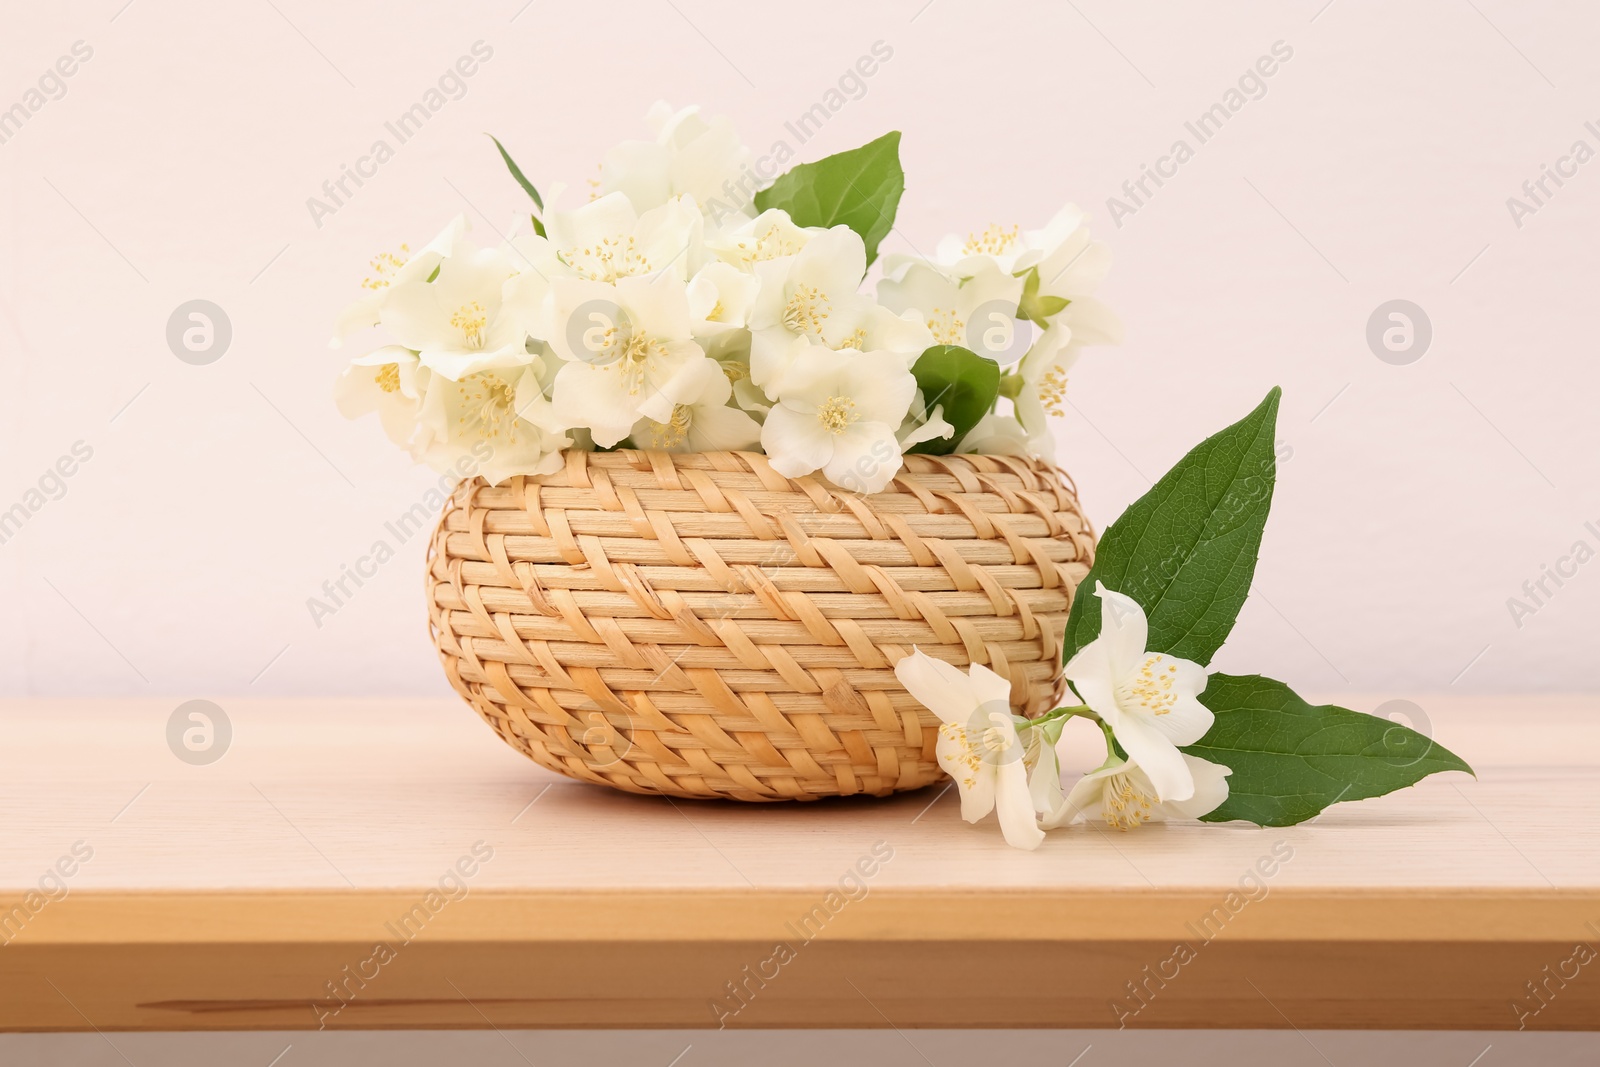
1;1;1594;706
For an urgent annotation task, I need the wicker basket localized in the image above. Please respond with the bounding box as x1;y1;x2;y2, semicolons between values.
426;449;1095;801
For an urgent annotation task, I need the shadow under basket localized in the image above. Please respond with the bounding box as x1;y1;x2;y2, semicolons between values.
427;449;1095;802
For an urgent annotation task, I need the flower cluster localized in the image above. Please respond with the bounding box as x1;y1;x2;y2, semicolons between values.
334;103;1121;491
896;584;1230;851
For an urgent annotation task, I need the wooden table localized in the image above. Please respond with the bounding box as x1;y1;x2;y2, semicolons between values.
1;696;1596;1032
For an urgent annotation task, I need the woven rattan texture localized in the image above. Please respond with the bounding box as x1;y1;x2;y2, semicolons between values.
427;449;1096;801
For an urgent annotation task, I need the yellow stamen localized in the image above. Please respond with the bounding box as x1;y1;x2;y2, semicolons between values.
816;396;857;435
374;364;401;394
927;306;965;346
962;224;1020;257
1122;654;1180;716
1038;364;1068;417
450;302;487;348
361;244;411;291
837;327;868;350
456;372;519;443
1102;771;1158;831
564;235;651;282
639;404;693;450
782;284;830;335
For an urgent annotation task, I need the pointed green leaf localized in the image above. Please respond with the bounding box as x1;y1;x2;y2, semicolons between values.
908;344;999;455
1063;387;1281;666
488;133;545;212
1187;673;1473;826
753;131;904;265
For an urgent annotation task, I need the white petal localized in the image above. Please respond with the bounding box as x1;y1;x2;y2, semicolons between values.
760;403;834;478
379;280;456;351
550;361;640;446
994;757;1046;850
839;351;917;426
822;422;902;493
792;225;866;295
893;650;983;724
1134;654;1214;747
1095;583;1151;681
616;273;692;342
548;192;640;255
1159;755;1232;820
936;724;997;823
601;140;672;215
1026;732;1072;826
1107;712;1196;803
687;403;761;452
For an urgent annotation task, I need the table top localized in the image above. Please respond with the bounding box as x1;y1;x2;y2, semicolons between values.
3;695;1597;1032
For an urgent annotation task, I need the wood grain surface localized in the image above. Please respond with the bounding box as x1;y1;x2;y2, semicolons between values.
1;696;1595;1031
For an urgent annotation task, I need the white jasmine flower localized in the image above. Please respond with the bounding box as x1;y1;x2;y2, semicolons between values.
922;205;1122;340
687;260;761;340
547;191;703;284
746;226;870;391
896;395;954;452
760;344;915;493
956;412;1032;457
630;356;761;453
602;102;754;221
1064;584;1213;803
330;215;468;347
705;208;814;268
546;274;708;447
894;649;1045;851
929;204;1099;284
877;258;1025;364
1013;324;1076;451
818;302;935;364
417;355;570;485
379;245;528;381
334;346;430;452
1019;205;1114;311
1048;753;1231;830
702;329;770;415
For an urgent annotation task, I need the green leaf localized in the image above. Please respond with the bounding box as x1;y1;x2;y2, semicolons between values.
1016;267;1069;324
1062;387;1281;666
489;134;547;237
908;345;1000;455
753;131;904;265
488;134;544;211
1188;673;1473;826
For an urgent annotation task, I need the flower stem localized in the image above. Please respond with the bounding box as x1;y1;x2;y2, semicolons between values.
1018;704;1095;731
